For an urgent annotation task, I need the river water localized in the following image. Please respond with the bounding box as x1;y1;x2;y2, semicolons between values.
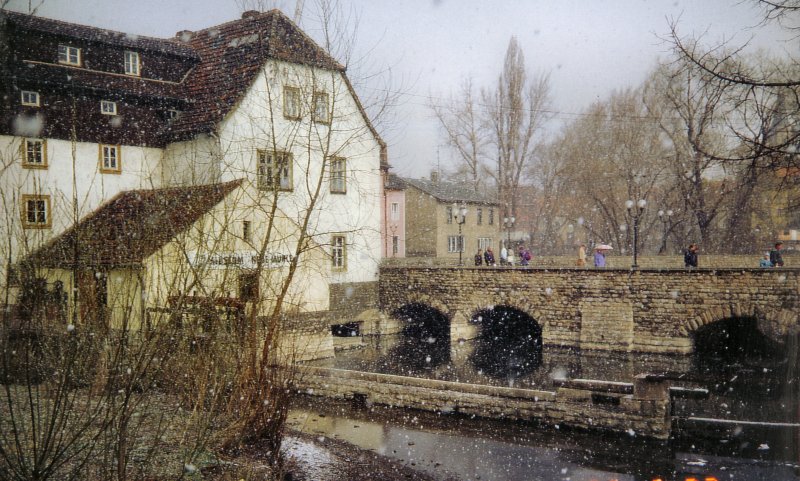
297;326;800;480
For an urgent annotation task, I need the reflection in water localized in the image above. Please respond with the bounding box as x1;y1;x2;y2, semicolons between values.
693;316;783;369
287;397;800;481
308;321;799;425
300;312;800;477
386;303;451;374
470;305;542;379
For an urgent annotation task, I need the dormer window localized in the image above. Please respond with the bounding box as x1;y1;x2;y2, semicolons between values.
21;91;40;107
124;51;140;76
58;45;81;66
101;100;117;115
165;109;180;122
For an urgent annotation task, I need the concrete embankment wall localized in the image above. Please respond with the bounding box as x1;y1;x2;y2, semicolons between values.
296;366;672;439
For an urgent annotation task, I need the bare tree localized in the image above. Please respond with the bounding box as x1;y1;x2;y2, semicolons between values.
548;88;671;255
483;37;552;220
431;78;489;190
431;37;551;216
644;62;737;250
668;2;800;217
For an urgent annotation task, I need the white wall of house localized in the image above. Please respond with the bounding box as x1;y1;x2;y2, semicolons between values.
160;134;222;186
141;182;329;318
0;135;163;263
216;59;383;285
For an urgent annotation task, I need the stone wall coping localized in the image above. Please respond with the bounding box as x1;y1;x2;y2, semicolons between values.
299;365;556;401
555;378;634;394
381;266;800;273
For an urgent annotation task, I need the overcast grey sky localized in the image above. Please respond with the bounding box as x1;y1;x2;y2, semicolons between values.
5;0;794;177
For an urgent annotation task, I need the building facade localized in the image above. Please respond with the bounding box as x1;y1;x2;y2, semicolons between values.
0;9;386;356
382;174;406;258
401;175;501;261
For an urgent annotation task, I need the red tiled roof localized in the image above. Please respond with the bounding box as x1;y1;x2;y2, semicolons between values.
26;180;242;268
168;9;344;138
2;9;386;162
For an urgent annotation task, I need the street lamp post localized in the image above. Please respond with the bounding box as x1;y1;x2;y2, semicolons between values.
454;203;467;266
657;209;673;254
626;199;647;268
503;215;516;252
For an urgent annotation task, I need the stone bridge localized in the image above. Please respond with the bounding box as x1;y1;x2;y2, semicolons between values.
378;266;800;354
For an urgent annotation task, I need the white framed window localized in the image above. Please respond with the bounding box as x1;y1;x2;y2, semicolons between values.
101;100;117;115
58;44;81;66
21;138;47;168
392;236;399;255
257;150;293;191
99;144;121;173
446;207;453;224
283;86;301;120
330;156;346;193
448;235;464;253
21;90;40;107
478;237;493;251
390;202;400;221
331;235;346;270
21;195;51;229
124;51;140;76
312;91;329;123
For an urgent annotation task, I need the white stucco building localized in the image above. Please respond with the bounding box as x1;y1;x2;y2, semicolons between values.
0;9;387;357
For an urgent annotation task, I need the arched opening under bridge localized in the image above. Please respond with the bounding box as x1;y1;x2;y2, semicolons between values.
687;316;799;425
388;303;451;373
470;305;542;379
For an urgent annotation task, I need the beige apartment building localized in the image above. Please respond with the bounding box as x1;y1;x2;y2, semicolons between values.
402;175;501;261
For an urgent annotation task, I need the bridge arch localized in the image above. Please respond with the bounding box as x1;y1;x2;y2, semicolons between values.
681;303;798;345
469;304;543;379
388;302;451;371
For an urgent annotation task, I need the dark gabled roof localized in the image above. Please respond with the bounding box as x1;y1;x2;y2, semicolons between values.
401;177;499;205
26;180;242;269
2;10;199;59
12;62;186;100
2;9;386;162
168;9;344;138
385;173;406;190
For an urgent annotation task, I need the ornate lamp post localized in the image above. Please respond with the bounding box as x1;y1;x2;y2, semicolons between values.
454;202;468;266
657;209;673;254
626;199;647;268
503;215;515;251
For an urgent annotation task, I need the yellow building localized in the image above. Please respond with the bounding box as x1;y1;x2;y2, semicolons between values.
19;179;334;359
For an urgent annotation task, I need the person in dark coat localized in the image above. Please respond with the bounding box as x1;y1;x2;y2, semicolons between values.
684;243;698;268
770;242;785;267
484;247;496;266
474;249;483;266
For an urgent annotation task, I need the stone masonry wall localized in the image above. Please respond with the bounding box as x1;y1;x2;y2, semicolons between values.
379;267;800;354
296;366;671;439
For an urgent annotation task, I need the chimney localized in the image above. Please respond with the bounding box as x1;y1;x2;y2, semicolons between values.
430;170;439;184
242;10;260;19
175;30;194;42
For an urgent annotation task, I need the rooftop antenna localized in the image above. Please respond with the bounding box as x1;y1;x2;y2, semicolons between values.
294;0;305;23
